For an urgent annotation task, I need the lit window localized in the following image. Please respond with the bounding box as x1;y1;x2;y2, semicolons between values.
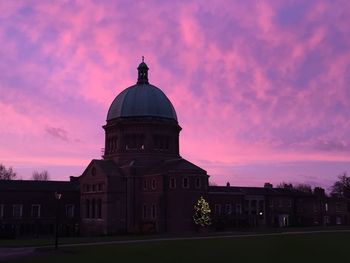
31;204;41;218
12;204;23;218
152;179;157;190
325;203;328;212
183;177;189;189
169;177;176;189
195;177;201;189
66;204;74;218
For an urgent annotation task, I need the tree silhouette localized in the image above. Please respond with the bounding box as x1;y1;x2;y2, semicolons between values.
32;170;50;181
193;196;212;227
331;172;350;198
0;164;17;180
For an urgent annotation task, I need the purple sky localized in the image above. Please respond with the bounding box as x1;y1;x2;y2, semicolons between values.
0;1;349;190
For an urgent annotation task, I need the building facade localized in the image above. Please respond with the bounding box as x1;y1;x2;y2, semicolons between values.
0;61;349;238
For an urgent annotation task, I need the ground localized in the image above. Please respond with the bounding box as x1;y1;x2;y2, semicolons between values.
2;230;349;263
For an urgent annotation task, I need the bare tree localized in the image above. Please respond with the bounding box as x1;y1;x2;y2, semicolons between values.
32;170;50;181
295;184;312;193
331;172;350;198
0;164;17;180
276;182;293;189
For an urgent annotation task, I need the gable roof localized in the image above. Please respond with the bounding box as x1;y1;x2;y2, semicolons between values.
147;158;206;175
81;159;121;177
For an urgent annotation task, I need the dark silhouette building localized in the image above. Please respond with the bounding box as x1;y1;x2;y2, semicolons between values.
0;60;349;238
79;59;208;235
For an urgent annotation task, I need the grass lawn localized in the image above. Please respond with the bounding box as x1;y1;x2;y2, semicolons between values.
9;232;350;263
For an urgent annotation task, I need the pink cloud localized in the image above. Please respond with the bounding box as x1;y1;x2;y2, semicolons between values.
0;0;349;187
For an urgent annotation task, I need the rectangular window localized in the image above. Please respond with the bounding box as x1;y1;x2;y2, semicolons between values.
13;204;23;218
92;184;96;192
98;183;103;192
195;177;201;189
152;179;157;190
66;204;74;218
169;177;176;189
214;204;221;215
0;204;4;218
143;204;147;219
143;180;148;191
325;203;328;212
278;200;283;207
336;203;342;212
183;177;189;189
225;204;232;215
287;199;292;208
152;204;156;219
87;185;91;192
336;216;342;225
236;204;242;214
31;204;41;218
86;199;90;218
97;199;102;219
269;201;274;208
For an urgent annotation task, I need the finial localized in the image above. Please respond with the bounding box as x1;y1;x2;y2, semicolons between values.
137;58;149;84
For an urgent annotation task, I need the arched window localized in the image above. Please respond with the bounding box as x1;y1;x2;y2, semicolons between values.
182;177;189;189
151;179;157;190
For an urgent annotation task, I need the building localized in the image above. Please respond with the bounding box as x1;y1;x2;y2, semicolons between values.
79;59;208;235
0;178;79;238
0;60;349;238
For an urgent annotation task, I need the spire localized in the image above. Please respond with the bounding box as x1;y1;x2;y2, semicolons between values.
137;56;149;84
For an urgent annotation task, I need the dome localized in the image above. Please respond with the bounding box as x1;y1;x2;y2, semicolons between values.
107;60;178;122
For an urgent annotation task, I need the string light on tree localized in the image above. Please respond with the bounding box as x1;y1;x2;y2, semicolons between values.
193;196;212;227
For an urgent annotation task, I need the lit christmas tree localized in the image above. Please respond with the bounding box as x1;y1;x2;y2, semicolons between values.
193;196;212;227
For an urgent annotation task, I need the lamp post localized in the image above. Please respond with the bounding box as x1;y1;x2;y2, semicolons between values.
54;191;62;250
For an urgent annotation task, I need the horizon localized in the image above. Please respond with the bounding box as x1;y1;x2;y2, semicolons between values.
1;1;349;190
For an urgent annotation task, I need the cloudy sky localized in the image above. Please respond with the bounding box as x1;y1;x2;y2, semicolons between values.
1;0;349;189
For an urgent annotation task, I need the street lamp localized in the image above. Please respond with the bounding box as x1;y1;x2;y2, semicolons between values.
54;191;62;250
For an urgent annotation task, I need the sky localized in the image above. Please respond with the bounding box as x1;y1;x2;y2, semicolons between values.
0;0;350;190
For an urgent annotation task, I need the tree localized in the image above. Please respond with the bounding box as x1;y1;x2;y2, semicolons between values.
32;170;50;181
193;196;212;227
276;182;293;190
331;172;350;198
0;164;17;180
295;184;312;193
